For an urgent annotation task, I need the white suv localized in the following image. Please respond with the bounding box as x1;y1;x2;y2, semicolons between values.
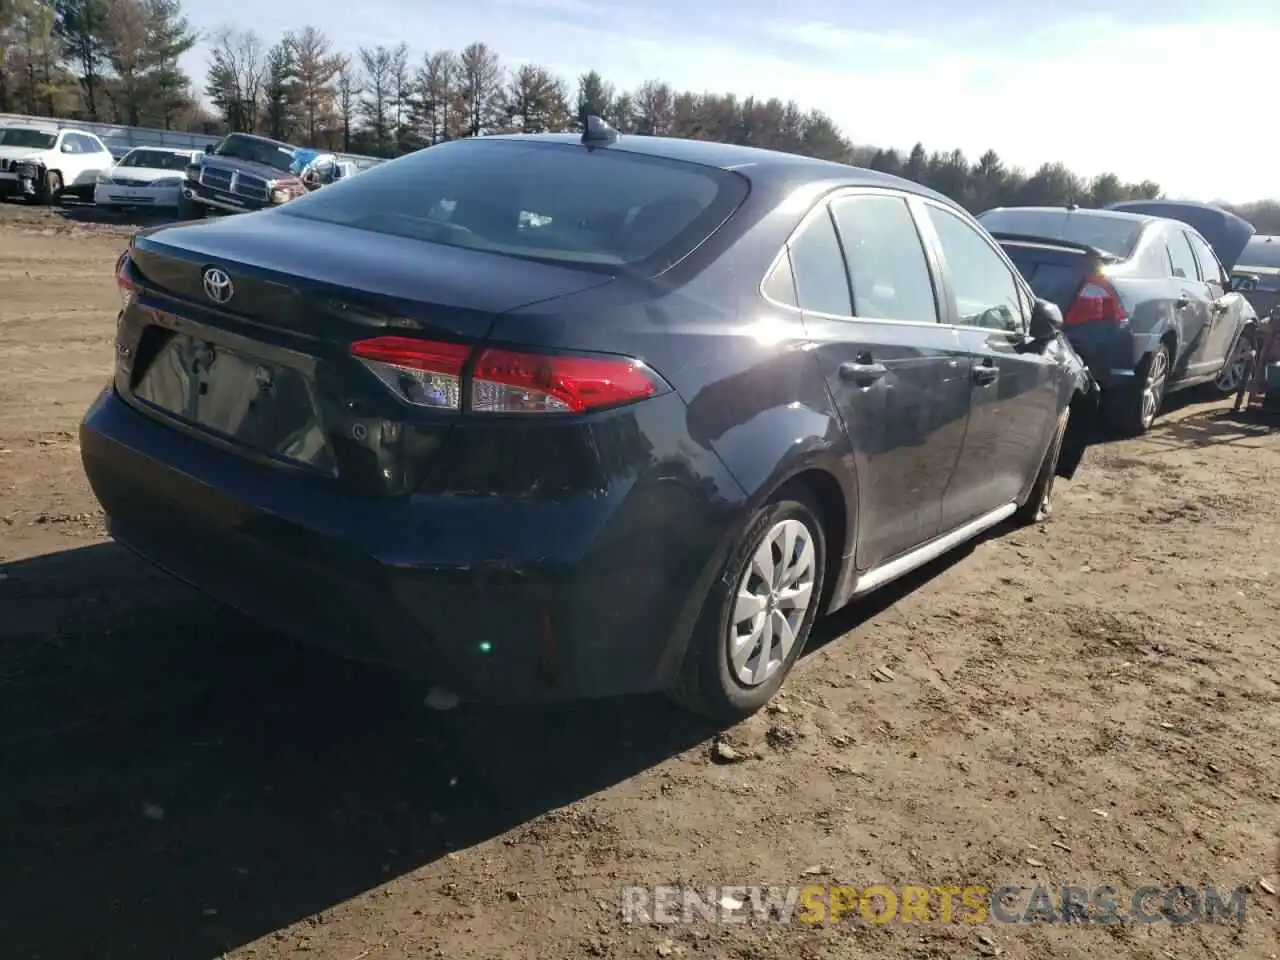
0;123;116;203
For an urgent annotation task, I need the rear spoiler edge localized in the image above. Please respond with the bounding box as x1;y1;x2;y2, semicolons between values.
987;232;1120;263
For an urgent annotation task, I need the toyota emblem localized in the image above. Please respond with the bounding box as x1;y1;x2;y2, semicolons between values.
202;267;233;305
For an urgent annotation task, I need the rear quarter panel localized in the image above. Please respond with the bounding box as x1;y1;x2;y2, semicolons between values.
488;174;857;534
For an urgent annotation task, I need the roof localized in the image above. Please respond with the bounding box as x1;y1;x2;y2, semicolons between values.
483;132;957;204
0;122;61;134
224;131;295;149
123;144;201;154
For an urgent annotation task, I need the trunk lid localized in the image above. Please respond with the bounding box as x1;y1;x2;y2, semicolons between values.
1105;200;1256;272
991;234;1109;313
119;214;615;497
129;212;613;339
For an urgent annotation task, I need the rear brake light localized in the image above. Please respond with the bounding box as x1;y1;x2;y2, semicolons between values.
1064;275;1127;327
472;348;664;414
350;336;470;409
116;251;137;310
348;336;668;415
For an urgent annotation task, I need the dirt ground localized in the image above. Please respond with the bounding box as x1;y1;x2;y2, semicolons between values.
0;198;1278;960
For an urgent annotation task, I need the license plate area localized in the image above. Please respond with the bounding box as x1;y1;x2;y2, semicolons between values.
132;329;337;475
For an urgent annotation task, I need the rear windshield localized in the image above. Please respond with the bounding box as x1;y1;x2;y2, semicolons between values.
1001;251;1086;311
120;149;192;170
979;209;1143;258
276;138;748;272
0;128;56;150
1237;237;1280;272
213;135;296;173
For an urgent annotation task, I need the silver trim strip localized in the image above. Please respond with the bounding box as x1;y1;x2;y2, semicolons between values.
850;502;1017;597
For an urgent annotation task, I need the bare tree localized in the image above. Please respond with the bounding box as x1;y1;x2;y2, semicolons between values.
334;53;357;152
458;41;502;136
388;40;408;144
356;44;393;154
204;25;265;133
633;81;674;137
410;49;459;145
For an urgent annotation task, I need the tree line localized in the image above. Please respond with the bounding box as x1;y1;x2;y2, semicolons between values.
3;3;1278;227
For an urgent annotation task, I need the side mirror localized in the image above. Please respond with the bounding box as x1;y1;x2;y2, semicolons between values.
60;143;74;153
1230;273;1259;293
1029;299;1064;340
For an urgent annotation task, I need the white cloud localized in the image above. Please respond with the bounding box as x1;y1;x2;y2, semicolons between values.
533;13;1278;201
769;21;932;55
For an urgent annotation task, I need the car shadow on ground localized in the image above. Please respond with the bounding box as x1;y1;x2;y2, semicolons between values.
0;533;973;959
1142;405;1276;454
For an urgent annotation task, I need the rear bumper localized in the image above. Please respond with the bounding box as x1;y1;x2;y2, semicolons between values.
96;183;180;208
80;386;740;703
1065;325;1146;388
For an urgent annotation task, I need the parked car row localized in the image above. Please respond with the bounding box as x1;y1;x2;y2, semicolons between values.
978;200;1260;435
0;121;364;216
71;116;1269;721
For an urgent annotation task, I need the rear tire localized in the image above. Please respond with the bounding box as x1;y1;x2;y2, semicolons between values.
1106;342;1169;437
177;194;205;220
1015;409;1069;525
1212;327;1256;396
670;492;827;724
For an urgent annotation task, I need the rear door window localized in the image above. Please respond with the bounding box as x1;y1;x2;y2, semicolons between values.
787;208;853;316
1166;230;1198;280
830;193;938;324
762;253;797;307
1185;230;1227;288
278;138;748;273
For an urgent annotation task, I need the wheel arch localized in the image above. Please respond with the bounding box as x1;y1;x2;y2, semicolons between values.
652;441;858;690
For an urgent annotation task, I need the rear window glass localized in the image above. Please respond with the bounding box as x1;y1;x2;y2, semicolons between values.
1002;251;1085;311
276;138;747;272
978;209;1142;258
213;135;296;173
0;128;56;149
1237;237;1280;271
120;149;192;171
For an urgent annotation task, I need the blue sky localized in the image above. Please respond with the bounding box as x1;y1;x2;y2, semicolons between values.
178;0;1279;202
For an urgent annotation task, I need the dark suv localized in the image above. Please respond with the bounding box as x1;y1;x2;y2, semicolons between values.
179;132;308;218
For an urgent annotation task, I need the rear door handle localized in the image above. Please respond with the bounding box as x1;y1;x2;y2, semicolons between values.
973;364;999;386
837;360;887;386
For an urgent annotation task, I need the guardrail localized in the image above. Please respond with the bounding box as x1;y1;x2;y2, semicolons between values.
0;113;386;169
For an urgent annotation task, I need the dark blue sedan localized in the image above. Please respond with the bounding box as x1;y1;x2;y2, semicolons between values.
81;119;1097;721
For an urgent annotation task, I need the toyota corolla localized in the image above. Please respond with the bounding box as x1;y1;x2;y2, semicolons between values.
81;120;1096;721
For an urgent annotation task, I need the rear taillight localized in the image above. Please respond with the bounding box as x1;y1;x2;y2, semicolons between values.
471;348;662;414
1064;275;1127;327
350;336;470;410
116;250;137;310
349;336;667;415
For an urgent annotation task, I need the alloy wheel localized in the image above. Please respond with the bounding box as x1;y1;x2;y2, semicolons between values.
727;518;817;687
1141;348;1169;429
1214;334;1253;393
